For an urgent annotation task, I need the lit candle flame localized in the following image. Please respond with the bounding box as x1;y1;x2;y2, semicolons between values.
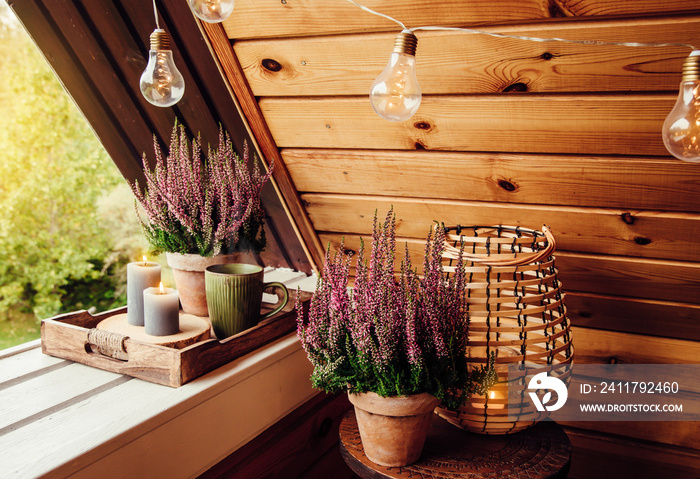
143;255;148;266
159;282;165;294
489;390;496;400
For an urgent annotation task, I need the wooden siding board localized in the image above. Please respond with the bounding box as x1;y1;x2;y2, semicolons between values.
566;292;700;341
223;0;553;40
320;233;700;305
223;0;700;39
572;326;700;364
556;252;700;304
564;420;700;452
318;233;700;340
283;149;700;213
306;194;700;261
566;425;700;475
236;16;699;96
260;95;673;156
552;0;700;18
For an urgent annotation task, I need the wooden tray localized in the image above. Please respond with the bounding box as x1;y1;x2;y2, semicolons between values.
40;291;308;387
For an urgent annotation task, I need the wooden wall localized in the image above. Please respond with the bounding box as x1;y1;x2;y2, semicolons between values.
205;0;700;462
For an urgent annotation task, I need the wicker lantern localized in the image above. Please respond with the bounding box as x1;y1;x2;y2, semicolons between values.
436;225;574;435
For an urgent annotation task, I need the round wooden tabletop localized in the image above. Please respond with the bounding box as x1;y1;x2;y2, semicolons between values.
96;312;211;349
339;411;571;479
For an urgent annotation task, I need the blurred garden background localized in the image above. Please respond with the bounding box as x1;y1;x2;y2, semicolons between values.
0;3;149;350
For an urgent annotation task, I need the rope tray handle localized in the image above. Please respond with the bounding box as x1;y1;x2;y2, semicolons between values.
87;328;129;360
442;225;556;267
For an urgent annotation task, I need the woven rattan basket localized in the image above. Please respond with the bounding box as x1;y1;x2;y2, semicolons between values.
436;225;574;435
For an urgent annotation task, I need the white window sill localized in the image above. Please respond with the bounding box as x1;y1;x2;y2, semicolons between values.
0;269;318;478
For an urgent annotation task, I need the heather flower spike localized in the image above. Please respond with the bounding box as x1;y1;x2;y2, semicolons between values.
130;122;272;257
297;209;497;409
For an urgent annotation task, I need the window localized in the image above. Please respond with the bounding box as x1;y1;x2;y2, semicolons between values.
0;3;143;351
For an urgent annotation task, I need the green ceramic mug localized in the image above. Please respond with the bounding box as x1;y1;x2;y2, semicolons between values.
205;263;289;339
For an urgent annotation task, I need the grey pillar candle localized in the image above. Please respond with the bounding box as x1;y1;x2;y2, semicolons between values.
143;285;180;336
127;259;161;326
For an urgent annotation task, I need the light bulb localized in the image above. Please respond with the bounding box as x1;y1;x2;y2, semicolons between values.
140;29;185;108
662;50;700;163
370;30;421;122
188;0;235;23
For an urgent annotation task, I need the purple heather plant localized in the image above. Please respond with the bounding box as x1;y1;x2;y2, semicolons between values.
130;122;272;257
297;209;496;409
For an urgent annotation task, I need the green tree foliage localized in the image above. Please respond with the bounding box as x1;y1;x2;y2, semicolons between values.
0;4;141;323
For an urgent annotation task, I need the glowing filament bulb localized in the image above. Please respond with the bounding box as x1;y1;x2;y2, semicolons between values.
370;30;421;122
662;50;700;163
140;29;185;108
188;0;235;23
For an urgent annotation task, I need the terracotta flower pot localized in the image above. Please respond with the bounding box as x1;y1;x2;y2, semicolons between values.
347;390;440;467
166;252;242;316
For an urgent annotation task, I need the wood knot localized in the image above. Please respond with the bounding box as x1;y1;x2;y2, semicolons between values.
414;121;432;130
578;311;591;318
414;140;426;150
502;82;528;93
634;236;652;246
497;179;518;192
343;249;356;257
318;418;333;436
541;52;554;61
620;212;635;225
261;58;282;72
548;1;567;17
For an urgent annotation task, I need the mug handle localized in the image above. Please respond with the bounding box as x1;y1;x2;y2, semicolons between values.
260;282;289;321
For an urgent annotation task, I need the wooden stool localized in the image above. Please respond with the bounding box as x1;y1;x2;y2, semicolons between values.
339;411;571;478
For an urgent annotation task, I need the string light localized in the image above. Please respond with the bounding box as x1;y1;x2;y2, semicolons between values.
370;30;421;122
139;1;185;107
663;50;700;163
188;0;235;24
345;0;698;161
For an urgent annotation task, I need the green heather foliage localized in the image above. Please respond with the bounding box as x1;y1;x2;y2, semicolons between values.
0;4;137;325
131;123;272;257
297;210;496;410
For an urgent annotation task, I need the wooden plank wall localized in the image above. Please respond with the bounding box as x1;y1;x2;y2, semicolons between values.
214;0;700;455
